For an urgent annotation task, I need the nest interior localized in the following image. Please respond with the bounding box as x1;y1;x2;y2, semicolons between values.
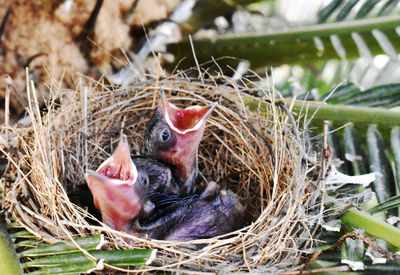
1;71;322;273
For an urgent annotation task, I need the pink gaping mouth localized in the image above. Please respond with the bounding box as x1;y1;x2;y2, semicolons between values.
168;107;213;132
97;163;134;182
95;135;137;184
85;135;142;233
159;90;217;135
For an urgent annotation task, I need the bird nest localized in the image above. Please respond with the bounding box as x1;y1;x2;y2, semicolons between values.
1;70;323;273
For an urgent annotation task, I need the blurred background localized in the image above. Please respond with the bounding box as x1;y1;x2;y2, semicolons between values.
2;0;400;122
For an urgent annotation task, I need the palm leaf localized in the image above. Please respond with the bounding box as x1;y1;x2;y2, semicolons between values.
355;0;381;19
318;0;400;22
343;123;368;175
325;83;400;106
379;0;400;16
167;15;400;71
243;77;400;271
369;195;400;214
165;0;400;92
24;249;152;273
392;127;400;190
0;215;152;274
318;0;345;23
0;217;23;275
335;0;359;22
366;125;396;205
19;235;101;257
301;85;400;270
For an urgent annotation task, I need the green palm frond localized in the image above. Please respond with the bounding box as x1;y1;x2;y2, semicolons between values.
19;235;101;257
301;86;400;270
318;0;345;23
167;15;400;70
165;0;400;95
324;83;400;107
391;127;400;186
366;125;396;205
243;78;400;271
0;217;23;275
0;215;152;274
318;0;400;22
25;249;152;275
369;195;400;214
2;0;400;273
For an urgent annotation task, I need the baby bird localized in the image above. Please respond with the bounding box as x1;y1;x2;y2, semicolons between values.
132;155;180;194
133;181;245;243
85;135;149;235
144;90;217;194
85;136;245;242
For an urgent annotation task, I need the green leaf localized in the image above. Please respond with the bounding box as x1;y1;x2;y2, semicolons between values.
318;0;344;23
8;222;25;229
15;239;45;250
325;83;400;107
243;95;400;128
365;263;400;272
23;249;152;268
341;208;400;248
336;0;359;21
324;83;361;104
391;127;400;191
369;195;400;215
28;261;96;275
378;0;400;16
366;125;396;205
12;230;36;239
341;84;400;107
19;235;101;258
167;16;400;70
343;124;368;175
0;217;23;275
355;0;380;19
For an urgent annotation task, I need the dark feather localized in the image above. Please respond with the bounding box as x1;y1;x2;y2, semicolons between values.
132;189;245;242
132;155;180;194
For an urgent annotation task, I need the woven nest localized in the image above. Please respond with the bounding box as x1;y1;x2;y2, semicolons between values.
2;70;323;273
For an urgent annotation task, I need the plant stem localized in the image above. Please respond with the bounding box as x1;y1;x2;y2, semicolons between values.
292;102;400;128
341;208;400;248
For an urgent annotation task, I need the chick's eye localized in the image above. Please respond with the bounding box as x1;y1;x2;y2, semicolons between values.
139;175;148;186
160;129;170;142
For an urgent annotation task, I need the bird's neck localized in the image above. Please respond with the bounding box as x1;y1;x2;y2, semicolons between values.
159;145;198;192
175;150;198;193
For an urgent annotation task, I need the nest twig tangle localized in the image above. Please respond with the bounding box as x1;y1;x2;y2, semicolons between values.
1;69;324;274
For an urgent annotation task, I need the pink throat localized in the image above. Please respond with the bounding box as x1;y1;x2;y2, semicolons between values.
158;142;197;184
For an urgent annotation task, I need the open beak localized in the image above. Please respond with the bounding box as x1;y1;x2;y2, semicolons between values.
158;90;217;135
156;90;217;191
85;135;142;233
